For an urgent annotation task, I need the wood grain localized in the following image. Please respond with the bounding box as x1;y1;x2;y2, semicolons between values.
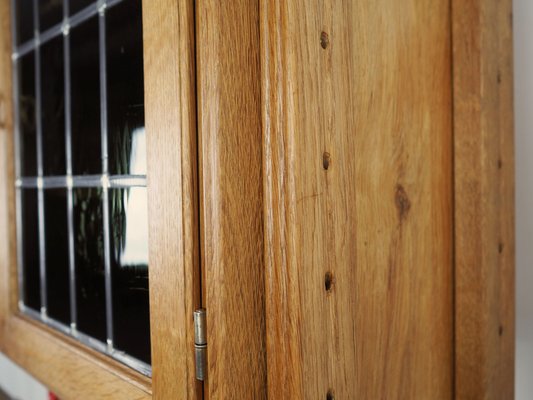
0;0;16;347
453;0;515;397
4;315;151;400
261;1;454;398
143;0;201;399
196;1;267;398
0;0;202;398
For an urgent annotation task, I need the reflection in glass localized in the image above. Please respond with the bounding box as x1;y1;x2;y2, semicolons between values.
15;0;34;45
73;188;106;341
41;36;66;176
44;189;70;324
21;189;40;311
71;17;101;175
13;0;151;373
18;52;37;177
106;0;145;176
109;187;150;363
69;0;94;15
39;0;63;32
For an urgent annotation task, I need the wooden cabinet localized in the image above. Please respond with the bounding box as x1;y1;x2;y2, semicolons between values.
0;0;514;399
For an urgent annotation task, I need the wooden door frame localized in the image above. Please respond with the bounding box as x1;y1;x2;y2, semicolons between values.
256;0;515;399
0;1;201;399
452;0;515;398
196;1;266;398
0;0;515;399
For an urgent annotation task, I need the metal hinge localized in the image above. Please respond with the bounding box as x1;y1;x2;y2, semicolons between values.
194;309;207;381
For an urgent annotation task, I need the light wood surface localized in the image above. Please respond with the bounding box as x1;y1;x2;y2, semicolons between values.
261;1;454;398
196;1;267;398
3;316;151;400
0;0;16;345
143;0;201;399
0;0;516;398
0;0;203;398
453;0;515;398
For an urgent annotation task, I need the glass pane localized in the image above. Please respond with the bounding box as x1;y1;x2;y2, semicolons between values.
21;189;40;311
106;0;145;176
18;52;37;177
41;36;66;176
39;0;63;32
69;0;94;15
15;0;34;45
70;17;101;175
13;0;150;374
44;189;70;324
73;187;106;341
109;187;150;363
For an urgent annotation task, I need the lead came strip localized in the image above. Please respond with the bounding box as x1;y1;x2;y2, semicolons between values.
33;0;48;317
98;2;115;350
11;0;150;376
63;0;78;332
12;1;127;60
11;0;25;310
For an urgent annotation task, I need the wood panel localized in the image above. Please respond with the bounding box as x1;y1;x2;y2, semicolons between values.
261;1;454;398
452;0;515;397
196;1;267;398
3;316;151;400
143;0;201;399
0;0;17;345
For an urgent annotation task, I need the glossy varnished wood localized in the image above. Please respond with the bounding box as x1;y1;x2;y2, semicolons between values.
0;0;17;343
143;0;201;399
4;316;151;399
453;0;515;397
261;1;454;398
196;1;267;398
0;0;202;398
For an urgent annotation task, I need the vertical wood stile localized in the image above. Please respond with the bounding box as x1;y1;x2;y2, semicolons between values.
262;1;454;398
0;0;16;346
452;0;515;397
143;0;201;398
196;1;267;398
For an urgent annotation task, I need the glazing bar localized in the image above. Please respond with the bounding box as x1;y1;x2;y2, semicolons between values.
11;0;25;310
12;0;126;58
98;2;114;350
33;0;48;317
16;175;147;188
63;0;78;332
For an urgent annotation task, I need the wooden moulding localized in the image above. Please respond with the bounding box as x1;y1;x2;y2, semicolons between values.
143;0;201;399
196;0;267;399
452;0;515;398
0;0;15;343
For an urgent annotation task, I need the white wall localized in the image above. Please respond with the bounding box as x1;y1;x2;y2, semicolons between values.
514;0;533;398
0;353;47;400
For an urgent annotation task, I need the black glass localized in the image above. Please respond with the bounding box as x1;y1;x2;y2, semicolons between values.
73;188;106;341
106;0;145;176
109;188;150;363
69;0;94;15
44;189;70;324
13;0;150;373
70;17;101;175
15;0;34;45
18;51;37;177
41;36;66;176
39;0;63;32
21;189;40;311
